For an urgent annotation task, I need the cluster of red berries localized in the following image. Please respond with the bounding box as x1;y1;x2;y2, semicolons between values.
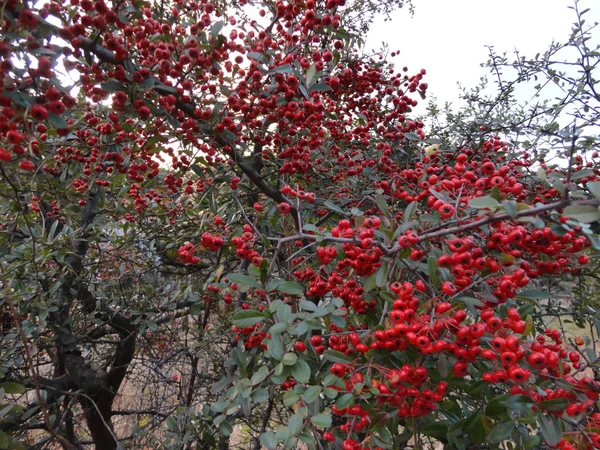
200;232;225;251
230;225;263;267
177;242;199;264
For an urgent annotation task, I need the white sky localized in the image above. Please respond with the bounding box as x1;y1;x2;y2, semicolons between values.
366;0;600;109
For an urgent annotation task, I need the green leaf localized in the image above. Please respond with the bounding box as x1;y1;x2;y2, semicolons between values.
219;420;233;437
269;322;288;334
277;302;293;323
282;353;298;366
310;413;332;428
232;310;265;328
291;359;310;383
268;64;294;75
47;113;68;129
323;349;353;364
538;397;570;412
336;393;354;409
588;182;600;199
517;289;550;300
537;413;561;446
488;421;515;443
404;201;417;223
323;200;347;215
503;200;518;218
299;300;317;312
289;412;304;435
428;255;440;287
260;431;278;450
251;366;269;385
375;194;390;218
283;391;301;407
305;63;317;86
227;273;262;291
303;386;321;403
469;196;501;209
278;281;304;296
563;204;600;223
308;83;332;92
0;382;26;394
267;338;284;361
210;20;224;40
101;80;125;92
421;423;449;439
363;272;377;292
375;262;389;288
247;52;265;62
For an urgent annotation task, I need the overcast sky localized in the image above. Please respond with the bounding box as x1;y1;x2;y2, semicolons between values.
366;0;600;109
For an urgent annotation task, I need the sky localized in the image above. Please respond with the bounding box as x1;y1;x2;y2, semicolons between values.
366;0;600;109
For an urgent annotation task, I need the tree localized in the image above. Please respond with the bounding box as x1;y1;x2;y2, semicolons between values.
0;0;599;448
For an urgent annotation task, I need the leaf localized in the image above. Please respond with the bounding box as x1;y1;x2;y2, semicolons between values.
488;421;515;443
308;83;332;92
278;281;304;296
404;201;417;223
588;182;600;199
283;391;301;407
336;393;354;409
375;262;388;288
289;412;304;435
142;135;162;150
0;382;26;394
252;388;269;403
232;310;265;328
517;289;550;300
323;200;347;215
303;386;321;403
101;80;125;92
267;338;284;361
47;113;68;129
427;255;440;287
219;420;233;437
375;194;390;218
538;397;570;412
310;413;332;428
305;63;317;86
503;200;518;218
405;132;420;141
469;196;501;209
260;431;278;450
271;64;295;75
282;353;298;366
291;359;310;383
421;423;449;439
251;366;269;385
277;302;292;323
227;273;262;291
363;272;377;292
210;20;224;40
247;52;265;62
323;349;353;364
563;205;600;223
537;413;561;446
269;322;288;335
299;300;317;312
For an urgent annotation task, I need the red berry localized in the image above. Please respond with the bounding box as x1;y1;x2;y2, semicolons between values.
18;160;35;171
294;341;306;352
277;202;291;214
0;148;12;162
